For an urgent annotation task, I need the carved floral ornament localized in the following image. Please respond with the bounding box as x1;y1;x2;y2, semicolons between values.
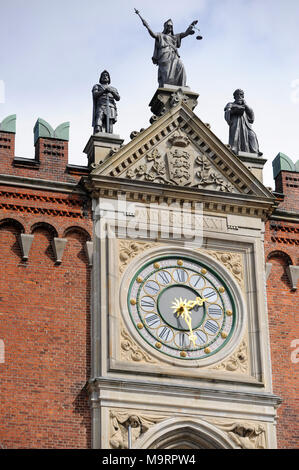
125;131;235;192
109;410;266;449
120;325;157;364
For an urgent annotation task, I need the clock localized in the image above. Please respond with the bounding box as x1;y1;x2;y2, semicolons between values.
127;255;236;360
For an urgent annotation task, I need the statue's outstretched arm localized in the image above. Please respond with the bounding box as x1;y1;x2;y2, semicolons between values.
179;22;196;39
134;9;157;39
141;19;157;39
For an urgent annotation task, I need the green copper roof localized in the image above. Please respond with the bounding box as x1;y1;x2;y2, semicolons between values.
33;118;70;144
0;114;16;133
272;152;299;179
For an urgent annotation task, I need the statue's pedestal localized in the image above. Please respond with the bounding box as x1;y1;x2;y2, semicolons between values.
84;132;124;167
149;86;199;119
238;152;267;183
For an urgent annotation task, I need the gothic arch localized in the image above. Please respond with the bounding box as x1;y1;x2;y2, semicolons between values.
133;417;236;449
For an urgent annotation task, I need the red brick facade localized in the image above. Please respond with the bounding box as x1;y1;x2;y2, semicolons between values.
265;168;299;449
0;126;92;448
0;123;298;449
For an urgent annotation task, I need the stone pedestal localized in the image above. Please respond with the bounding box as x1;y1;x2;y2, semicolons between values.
149;86;199;122
238;152;267;183
84;133;124;167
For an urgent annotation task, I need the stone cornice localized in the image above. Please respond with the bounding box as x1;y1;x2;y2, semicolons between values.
88;376;282;410
0;173;87;195
82;174;276;219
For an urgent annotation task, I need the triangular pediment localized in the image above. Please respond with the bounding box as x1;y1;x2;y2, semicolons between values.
91;102;273;200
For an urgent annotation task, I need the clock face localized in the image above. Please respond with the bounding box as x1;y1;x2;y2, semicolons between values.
128;256;236;360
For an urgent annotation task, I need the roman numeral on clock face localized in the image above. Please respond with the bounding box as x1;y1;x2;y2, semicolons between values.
140;297;155;311
203;288;218;302
144;281;160;295
204;320;219;334
145;314;161;328
158;326;173;342
157;271;171;285
208;306;222;318
177;332;189;348
195;330;207;345
173;269;187;283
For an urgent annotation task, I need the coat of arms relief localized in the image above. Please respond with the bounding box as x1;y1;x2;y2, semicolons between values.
126;131;236;193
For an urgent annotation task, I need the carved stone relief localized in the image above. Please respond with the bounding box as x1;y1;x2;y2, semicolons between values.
118;239;158;274
120;323;157;364
198;249;244;292
209;339;248;374
206;418;266;449
109;409;166;449
125;130;236;192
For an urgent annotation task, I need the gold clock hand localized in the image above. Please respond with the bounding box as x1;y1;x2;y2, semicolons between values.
171;298;197;347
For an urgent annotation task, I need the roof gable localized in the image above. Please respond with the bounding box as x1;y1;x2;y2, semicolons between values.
91;102;273;199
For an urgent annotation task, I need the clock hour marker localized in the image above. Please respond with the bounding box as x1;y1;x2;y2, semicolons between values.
140;296;156;311
137;323;144;329
158;326;173;342
195;330;207;345
204;347;211;354
144;280;160;296
155;342;162;349
154;262;160;269
221;332;228;338
189;274;205;289
145;314;161;328
130;299;136;305
204;320;219;335
226;310;233;316
175;332;190;349
218;287;225;293
177;259;183;266
201;268;207;275
180;351;187;357
173;268;187;283
208;305;222;318
202;288;218;303
156;270;172;285
136;277;143;283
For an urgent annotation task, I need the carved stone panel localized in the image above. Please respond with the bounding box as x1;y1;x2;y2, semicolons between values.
206;418;266;449
209;338;248;374
109;409;166;449
125;130;237;193
120;323;157;364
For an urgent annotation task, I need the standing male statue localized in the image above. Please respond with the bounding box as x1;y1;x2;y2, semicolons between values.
135;9;199;88
224;89;262;156
92;70;120;134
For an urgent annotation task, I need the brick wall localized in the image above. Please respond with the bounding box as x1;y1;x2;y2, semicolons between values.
265;166;299;448
274;171;299;212
0;219;92;448
0;126;92;447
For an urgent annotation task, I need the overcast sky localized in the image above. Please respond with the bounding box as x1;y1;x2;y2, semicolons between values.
1;0;299;188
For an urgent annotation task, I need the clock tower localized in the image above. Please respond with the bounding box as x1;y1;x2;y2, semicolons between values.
83;86;281;449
